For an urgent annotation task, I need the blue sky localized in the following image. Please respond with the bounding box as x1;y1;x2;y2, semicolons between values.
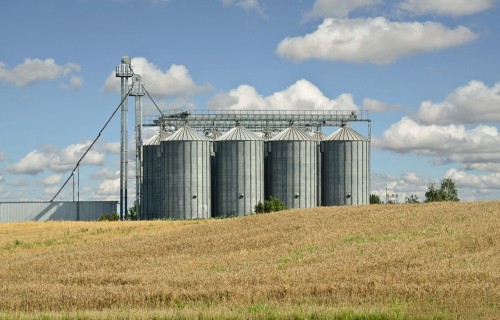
1;0;499;204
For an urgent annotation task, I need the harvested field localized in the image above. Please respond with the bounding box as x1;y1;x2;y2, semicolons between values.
0;201;499;319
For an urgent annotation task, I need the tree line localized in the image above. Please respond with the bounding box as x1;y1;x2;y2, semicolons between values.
370;178;459;204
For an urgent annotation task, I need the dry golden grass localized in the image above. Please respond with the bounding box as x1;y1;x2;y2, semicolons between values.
0;201;498;319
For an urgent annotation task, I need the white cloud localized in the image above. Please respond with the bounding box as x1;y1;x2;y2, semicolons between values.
416;81;500;125
363;98;403;112
103;57;210;98
463;163;500;172
208;79;358;110
90;168;119;181
305;0;382;19
220;0;265;15
399;0;495;16
374;117;500;166
60;76;84;91
41;175;62;186
0;152;5;162
46;142;105;172
6;141;115;175
0;58;81;86
445;168;500;189
96;179;120;197
104;142;120;155
8;177;29;187
276;17;477;64
6;151;49;175
0;174;3;182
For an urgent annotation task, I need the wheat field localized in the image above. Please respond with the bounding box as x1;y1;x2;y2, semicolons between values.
0;202;498;319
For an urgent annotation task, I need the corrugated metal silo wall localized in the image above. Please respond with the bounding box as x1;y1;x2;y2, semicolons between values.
316;142;322;206
161;140;211;219
0;201;117;222
210;152;217;217
215;140;264;216
141;145;161;219
321;140;370;205
268;140;317;209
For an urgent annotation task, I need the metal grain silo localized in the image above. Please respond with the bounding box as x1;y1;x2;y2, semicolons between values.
214;126;264;216
141;131;170;219
267;127;317;209
321;124;370;206
161;126;211;219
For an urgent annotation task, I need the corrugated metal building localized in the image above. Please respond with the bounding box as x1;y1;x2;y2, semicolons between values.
0;201;118;223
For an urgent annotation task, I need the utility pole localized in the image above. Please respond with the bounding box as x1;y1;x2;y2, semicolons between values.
116;56;133;220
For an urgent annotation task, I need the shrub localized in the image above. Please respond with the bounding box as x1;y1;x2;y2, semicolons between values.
255;196;287;214
98;212;119;221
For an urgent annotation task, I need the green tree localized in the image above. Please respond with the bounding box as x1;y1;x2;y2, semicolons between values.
439;178;460;202
425;178;459;202
126;201;138;220
405;194;420;204
370;194;382;204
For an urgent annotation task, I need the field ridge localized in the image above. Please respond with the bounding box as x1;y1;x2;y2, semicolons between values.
0;201;499;319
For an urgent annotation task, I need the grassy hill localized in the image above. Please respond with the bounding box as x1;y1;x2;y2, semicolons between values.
0;202;498;319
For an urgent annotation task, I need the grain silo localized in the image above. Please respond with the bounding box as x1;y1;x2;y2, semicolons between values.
321;124;370;206
311;131;326;206
141;131;170;219
214;126;264;216
161;126;211;219
267;127;317;209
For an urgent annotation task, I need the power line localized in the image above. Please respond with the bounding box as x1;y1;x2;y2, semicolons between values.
50;85;134;202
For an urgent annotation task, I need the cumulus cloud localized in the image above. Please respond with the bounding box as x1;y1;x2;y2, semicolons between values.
276;17;477;64
363;98;403;112
6;151;49;175
8;177;29;187
374;117;500;166
60;76;84;91
103;57;210;98
41;175;62;186
399;0;495;16
6;141;115;175
208;79;358;110
305;0;382;19
416;80;500;125
0;58;81;86
220;0;265;15
445;168;500;189
90;168;119;181
95;179;120;197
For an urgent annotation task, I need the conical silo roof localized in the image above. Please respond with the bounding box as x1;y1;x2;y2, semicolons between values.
144;131;171;145
310;131;327;142
217;126;262;141
166;126;210;141
206;129;223;140
271;127;314;141
324;126;368;141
